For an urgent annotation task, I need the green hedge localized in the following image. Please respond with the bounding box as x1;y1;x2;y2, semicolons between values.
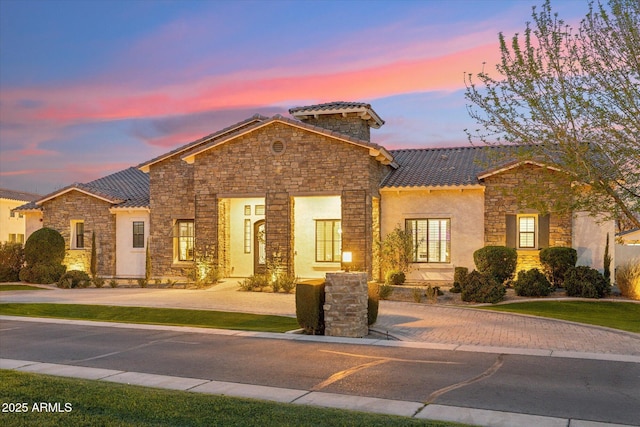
473;246;517;285
295;280;325;335
0;242;25;282
461;270;506;304
564;266;610;298
368;283;379;326
514;268;552;297
58;270;92;289
539;247;577;287
20;228;66;284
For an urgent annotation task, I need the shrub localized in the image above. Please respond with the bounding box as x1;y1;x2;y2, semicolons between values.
0;242;25;282
379;225;413;279
473;246;517;285
20;263;66;285
274;273;296;293
368;283;379;326
514;268;552;297
425;285;439;304
564;266;610;298
461;270;506;304
92;277;105;288
451;266;468;293
296;280;325;335
616;260;640;300
58;270;91;289
385;270;405;285
238;274;270;292
109;279;118;288
539;247;577;287
23;228;65;266
378;283;394;300
412;287;422;303
137;278;148;288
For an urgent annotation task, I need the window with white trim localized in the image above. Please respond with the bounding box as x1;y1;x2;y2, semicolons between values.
71;220;85;249
316;220;341;262
406;218;450;263
518;215;536;248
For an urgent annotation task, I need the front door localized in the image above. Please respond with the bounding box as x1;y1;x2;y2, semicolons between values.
254;220;266;274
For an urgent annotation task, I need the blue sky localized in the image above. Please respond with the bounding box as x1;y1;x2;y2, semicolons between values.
0;0;587;194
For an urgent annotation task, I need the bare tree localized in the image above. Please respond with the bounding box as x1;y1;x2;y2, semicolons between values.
465;0;640;229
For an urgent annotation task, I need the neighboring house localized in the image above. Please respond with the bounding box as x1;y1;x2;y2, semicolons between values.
15;101;624;280
0;188;41;245
616;228;640;267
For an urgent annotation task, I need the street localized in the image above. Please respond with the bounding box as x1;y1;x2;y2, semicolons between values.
1;318;639;425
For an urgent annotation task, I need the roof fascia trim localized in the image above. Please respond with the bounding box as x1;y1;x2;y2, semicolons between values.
36;187;120;205
477;160;562;180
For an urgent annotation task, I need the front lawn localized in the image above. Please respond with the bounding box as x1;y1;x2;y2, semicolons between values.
0;284;46;292
0;371;463;427
0;303;299;333
479;301;640;333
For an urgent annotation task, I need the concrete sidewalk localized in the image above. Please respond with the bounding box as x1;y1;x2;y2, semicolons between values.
2;280;639;358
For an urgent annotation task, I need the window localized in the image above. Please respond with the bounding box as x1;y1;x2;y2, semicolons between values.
255;205;265;215
244;205;251;216
8;234;16;243
316;220;341;262
518;216;536;248
17;234;24;244
72;221;85;249
174;220;194;261
406;219;450;263
244;219;251;253
133;221;145;248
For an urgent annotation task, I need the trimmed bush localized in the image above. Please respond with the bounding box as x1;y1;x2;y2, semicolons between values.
461;270;506;304
20;228;66;284
385;270;405;285
539;247;577;287
378;283;394;300
514;268;553;297
58;270;91;289
0;242;25;282
295;280;325;335
473;246;517;285
616;260;640;300
451;266;468;293
368;283;379;326
20;263;66;285
564;266;610;298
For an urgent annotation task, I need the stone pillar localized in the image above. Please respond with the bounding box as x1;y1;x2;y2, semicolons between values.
265;191;294;275
195;192;218;265
341;190;372;277
324;272;368;338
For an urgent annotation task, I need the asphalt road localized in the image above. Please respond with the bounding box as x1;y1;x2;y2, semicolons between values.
1;319;639;425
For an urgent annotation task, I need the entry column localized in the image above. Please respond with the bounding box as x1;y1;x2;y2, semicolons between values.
265;191;294;276
341;189;372;277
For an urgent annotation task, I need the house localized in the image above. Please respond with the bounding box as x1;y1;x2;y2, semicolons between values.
16;101;621;281
0;188;41;245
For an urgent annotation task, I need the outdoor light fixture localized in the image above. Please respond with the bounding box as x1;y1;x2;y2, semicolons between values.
342;251;352;272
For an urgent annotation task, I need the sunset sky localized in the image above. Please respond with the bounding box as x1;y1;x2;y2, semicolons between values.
0;0;587;194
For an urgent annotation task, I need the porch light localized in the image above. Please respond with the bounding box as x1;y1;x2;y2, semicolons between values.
342;251;352;272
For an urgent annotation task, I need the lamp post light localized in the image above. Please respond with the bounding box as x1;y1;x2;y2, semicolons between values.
342;251;352;272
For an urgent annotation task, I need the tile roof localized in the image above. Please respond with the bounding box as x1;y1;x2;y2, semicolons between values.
381;145;519;188
289;101;385;128
0;188;41;202
18;167;150;211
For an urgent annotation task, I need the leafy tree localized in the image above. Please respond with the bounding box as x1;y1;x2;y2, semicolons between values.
465;0;640;229
379;225;414;279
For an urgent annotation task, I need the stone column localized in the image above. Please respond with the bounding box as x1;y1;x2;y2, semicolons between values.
324;272;368;338
341;190;372;277
195;192;218;265
265;191;294;275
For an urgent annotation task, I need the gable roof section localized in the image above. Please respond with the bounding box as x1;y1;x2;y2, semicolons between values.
34;167;149;209
138;114;268;172
182;114;397;167
289;101;385;128
477;159;563;180
382;145;525;188
0;188;40;202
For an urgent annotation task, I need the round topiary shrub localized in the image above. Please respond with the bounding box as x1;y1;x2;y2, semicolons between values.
473;246;517;285
564;266;610;298
385;270;406;285
24;227;65;266
451;266;468;293
514;268;553;297
461;270;506;304
58;270;92;289
539;247;577;287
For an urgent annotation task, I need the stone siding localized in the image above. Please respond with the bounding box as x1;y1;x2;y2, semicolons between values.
42;191;116;276
148;157;195;276
483;163;572;271
301;113;371;142
191;121;389;277
324;272;368;337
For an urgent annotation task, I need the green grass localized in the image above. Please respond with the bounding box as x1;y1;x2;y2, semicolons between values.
0;303;299;333
0;284;46;291
479;301;640;333
0;370;464;427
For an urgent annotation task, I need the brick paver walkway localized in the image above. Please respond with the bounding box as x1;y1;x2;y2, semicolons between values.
3;280;639;356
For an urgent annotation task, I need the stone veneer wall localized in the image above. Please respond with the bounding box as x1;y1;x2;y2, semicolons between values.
42;191;116;276
149;156;195;276
301;113;371;142
324;272;369;337
191;122;389;277
483;164;573;271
